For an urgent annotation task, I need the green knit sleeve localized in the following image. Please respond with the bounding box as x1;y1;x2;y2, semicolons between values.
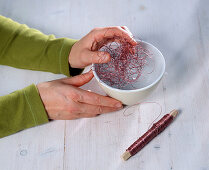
0;15;84;138
0;15;84;76
0;84;49;138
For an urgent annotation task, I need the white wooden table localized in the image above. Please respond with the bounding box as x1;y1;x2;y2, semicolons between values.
0;0;209;169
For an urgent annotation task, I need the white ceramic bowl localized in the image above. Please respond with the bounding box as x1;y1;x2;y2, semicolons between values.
92;41;165;105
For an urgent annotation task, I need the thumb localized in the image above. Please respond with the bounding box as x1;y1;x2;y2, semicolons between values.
85;50;111;65
62;70;94;87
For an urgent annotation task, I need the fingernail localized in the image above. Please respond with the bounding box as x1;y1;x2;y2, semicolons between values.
115;102;122;108
116;105;123;110
104;54;110;60
102;55;107;61
100;56;109;63
132;38;137;43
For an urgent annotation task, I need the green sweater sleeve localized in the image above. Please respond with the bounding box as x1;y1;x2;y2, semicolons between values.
0;15;83;76
0;84;49;138
0;15;83;138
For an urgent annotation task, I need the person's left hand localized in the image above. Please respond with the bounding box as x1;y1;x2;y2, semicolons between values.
37;70;123;120
68;26;136;68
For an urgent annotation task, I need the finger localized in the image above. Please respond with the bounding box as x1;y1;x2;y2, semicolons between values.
62;70;93;87
77;102;122;118
121;26;133;38
82;50;111;65
75;88;123;108
92;26;137;46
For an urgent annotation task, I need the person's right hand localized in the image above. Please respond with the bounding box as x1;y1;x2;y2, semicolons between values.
37;70;123;120
69;26;136;68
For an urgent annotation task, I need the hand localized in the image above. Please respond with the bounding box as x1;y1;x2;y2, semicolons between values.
37;70;123;120
69;26;137;68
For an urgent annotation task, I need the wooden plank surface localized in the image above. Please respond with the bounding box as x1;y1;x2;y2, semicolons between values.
0;0;209;169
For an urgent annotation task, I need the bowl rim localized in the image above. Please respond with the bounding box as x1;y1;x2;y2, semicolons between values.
92;40;165;93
